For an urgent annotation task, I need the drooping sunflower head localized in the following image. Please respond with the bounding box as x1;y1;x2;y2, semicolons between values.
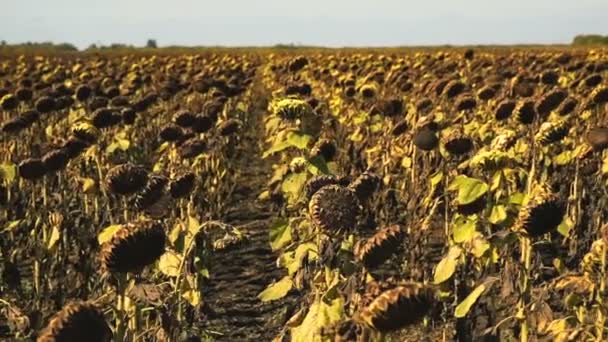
169;171;196;199
514;184;565;237
18;158;47;181
310;138;337;162
105;163;149;195
42;149;70;173
37;301;111;342
309;185;361;236
442;129;474;156
71;122;100;145
534;119;570;146
357;282;436;332
271;98;313;121
134;175;170;216
348;172;381;202
355;224;404;269
99;220;166;275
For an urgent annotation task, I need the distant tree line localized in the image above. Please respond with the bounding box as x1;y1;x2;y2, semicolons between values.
572;34;608;45
0;41;78;52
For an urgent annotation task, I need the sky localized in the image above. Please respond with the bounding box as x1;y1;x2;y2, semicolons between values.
2;0;608;49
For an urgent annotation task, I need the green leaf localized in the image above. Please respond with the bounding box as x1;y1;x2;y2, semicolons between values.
3;220;22;233
434;247;461;284
291;297;344;342
287;132;312;150
430;171;444;187
558;217;574;237
281;172;308;204
453;219;477;243
0;163;16;184
258;275;293;302
158;251;182;277
97;224;122;245
281;242;318;275
307;156;330;175
262;140;292;158
450;176;488;205
489;205;507;224
455;283;486;318
554;151;573;166
509;192;525;205
269;219;292;251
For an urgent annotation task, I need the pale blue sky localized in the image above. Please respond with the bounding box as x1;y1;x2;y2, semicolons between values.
3;0;608;48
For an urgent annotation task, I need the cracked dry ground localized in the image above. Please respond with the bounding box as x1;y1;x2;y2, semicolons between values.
197;100;298;341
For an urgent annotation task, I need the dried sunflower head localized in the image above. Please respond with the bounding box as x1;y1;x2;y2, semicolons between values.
586;127;608;151
169;171;196;199
443;80;466;99
442;130;474;156
178;138;207;159
535;89;568;117
355;225;404;269
159;124;185;142
310;138;337;161
35;96;56;114
37;301;111;342
105;164;149;195
92;108;120;129
1;94;18;111
304;175;350;201
589;85;608;106
218;118;242;136
134;175;170;216
413;128;439;151
18;158;46;180
535;119;569;146
515;100;536;125
495;100;516;120
455;95;477;111
358;282;436;332
42;149;70;173
309;185;360;236
71;122;100;145
513;184;565;237
557;96;578;117
75;84;93;102
99;220;166;275
348;172;381;201
1;116;28;133
192;114;214;133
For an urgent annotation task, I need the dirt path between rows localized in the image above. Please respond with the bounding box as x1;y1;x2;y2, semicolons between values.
198;77;298;341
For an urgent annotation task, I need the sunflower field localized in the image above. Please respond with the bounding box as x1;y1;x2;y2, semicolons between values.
1;47;608;341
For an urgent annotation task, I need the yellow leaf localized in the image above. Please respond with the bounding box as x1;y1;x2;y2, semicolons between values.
270;219;291;251
455;283;486;318
97;224;122;245
47;225;61;250
81;178;97;194
258;276;293;302
158;251;182;277
434;247;461;284
182;289;201;306
0;163;16;184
